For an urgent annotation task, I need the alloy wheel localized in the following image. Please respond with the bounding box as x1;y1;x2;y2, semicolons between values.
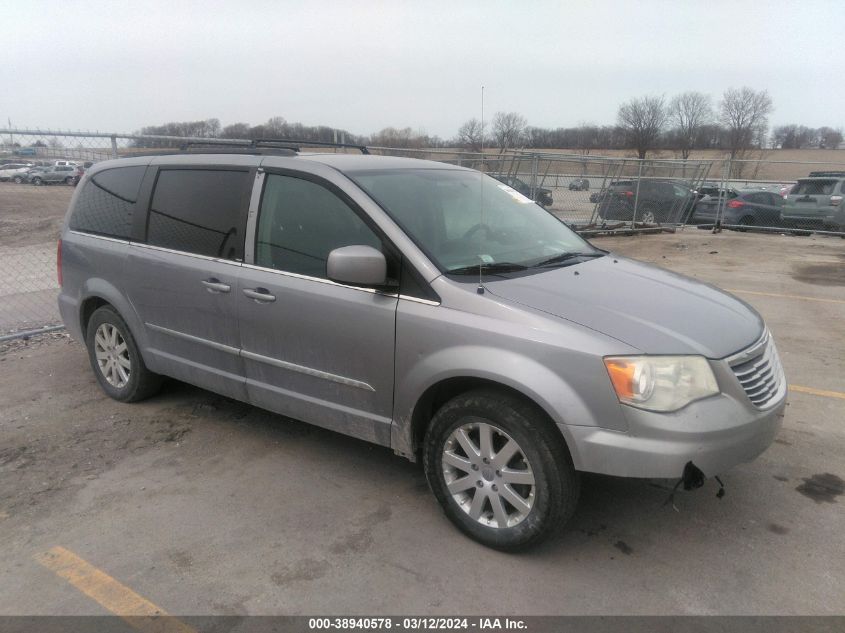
94;323;131;388
441;419;535;529
640;210;656;224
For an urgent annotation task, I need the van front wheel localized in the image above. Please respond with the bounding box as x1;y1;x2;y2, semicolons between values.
423;389;579;550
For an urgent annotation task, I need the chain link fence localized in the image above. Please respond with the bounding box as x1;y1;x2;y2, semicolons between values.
2;129;844;339
368;147;714;233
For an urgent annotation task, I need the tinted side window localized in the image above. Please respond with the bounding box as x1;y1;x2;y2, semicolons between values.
69;166;147;238
255;174;382;279
147;169;249;260
794;180;836;195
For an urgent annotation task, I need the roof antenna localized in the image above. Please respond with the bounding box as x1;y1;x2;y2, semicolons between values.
477;85;485;296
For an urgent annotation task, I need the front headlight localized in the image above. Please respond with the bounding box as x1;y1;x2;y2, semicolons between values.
603;355;719;412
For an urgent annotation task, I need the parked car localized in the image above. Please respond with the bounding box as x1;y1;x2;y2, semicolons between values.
691;188;785;228
59;151;786;550
30;165;79;185
781;177;845;231
589;185;615;203
0;163;33;181
696;182;722;199
491;174;553;207
12;166;47;184
598;179;697;224
568;178;590;191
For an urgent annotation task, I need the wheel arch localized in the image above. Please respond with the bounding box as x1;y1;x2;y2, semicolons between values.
79;295;111;335
76;280;152;366
400;373;581;469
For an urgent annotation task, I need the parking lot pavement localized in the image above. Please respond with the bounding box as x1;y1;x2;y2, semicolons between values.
0;230;843;616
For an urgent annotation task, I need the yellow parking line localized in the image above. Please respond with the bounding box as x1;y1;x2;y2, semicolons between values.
726;288;845;305
34;546;196;633
789;385;845;401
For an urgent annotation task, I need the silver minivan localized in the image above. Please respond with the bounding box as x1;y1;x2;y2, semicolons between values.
58;149;787;550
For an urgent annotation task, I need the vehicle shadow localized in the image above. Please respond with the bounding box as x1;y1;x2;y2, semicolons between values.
151;378;752;558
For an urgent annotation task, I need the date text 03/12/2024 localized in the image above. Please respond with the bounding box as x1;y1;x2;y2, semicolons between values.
308;617;527;630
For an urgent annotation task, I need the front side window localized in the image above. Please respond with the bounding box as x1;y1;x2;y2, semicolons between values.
351;169;595;273
69;165;147;239
255;173;382;279
147;169;249;260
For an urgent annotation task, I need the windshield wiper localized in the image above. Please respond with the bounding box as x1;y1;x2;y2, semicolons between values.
447;262;528;275
532;251;604;268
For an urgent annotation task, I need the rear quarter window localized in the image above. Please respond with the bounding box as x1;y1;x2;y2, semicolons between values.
69;166;147;239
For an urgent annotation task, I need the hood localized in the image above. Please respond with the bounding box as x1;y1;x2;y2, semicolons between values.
482;255;763;358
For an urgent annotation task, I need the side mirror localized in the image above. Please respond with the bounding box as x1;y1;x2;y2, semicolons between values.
327;245;388;287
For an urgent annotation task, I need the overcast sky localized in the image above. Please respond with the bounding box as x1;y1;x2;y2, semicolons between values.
4;0;843;138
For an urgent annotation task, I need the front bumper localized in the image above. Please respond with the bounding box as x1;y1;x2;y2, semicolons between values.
566;391;785;479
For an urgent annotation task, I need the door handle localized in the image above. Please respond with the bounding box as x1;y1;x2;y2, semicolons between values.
243;287;276;303
202;278;231;293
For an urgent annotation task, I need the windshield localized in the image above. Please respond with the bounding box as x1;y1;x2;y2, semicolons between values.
350;169;596;272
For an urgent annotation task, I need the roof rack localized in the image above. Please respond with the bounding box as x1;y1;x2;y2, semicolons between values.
178;138;370;155
253;139;370;154
807;171;845;178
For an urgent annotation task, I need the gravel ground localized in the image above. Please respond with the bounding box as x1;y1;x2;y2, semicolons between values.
0;229;842;616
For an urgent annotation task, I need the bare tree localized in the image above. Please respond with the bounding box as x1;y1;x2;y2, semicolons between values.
492;111;527;153
773;124;818;149
668;92;712;159
818;127;843;149
221;122;252;139
370;127;427;149
264;116;287;138
617;95;667;159
574;123;598;155
719;87;773;161
456;118;484;151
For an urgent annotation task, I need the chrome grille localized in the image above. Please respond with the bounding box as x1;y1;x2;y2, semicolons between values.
729;331;786;409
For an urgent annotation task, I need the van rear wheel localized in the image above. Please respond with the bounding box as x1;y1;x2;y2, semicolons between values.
85;306;162;402
423;389;579;551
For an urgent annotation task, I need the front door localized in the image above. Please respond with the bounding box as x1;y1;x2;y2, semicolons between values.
238;171;398;445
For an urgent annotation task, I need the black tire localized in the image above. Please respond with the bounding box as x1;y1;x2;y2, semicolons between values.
32;177;42;186
423;389;579;551
737;215;755;232
85;306;162;402
65;176;75;185
13;176;23;184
